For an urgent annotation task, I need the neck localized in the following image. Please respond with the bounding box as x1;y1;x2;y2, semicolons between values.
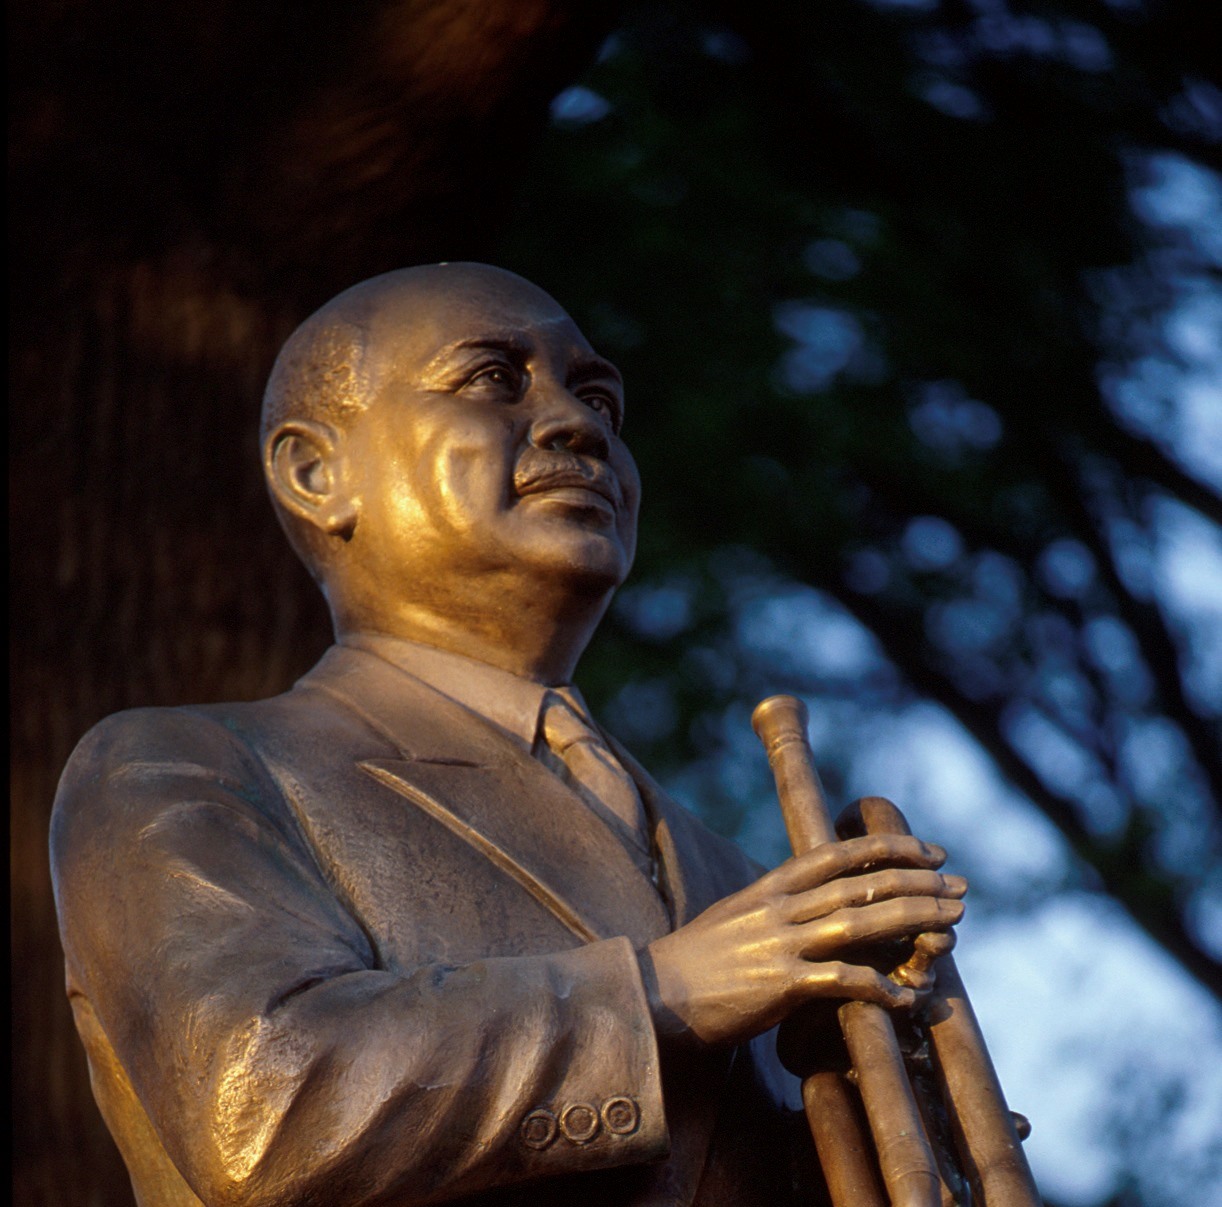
330;581;611;685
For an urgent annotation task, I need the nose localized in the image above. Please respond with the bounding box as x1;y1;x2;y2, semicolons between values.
528;389;610;460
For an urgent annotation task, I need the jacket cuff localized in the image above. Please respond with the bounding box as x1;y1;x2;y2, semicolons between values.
509;935;669;1179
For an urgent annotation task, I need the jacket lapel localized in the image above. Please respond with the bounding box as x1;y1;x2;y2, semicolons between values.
300;646;672;950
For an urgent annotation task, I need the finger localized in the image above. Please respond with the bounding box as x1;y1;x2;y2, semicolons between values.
767;834;947;895
831;833;949;874
795;960;917;1010
895;964;936;994
797;897;965;958
784;870;967;923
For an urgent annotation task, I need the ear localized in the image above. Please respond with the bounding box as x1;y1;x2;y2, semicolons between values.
264;420;358;539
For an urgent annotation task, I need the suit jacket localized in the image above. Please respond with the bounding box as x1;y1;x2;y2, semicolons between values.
51;644;809;1207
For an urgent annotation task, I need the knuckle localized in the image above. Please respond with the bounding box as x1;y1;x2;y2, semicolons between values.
873;869;907;896
824;910;858;944
762;897;790;928
807;846;845;881
824;880;856;911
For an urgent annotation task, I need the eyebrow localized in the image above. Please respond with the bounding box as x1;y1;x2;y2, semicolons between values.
568;356;623;387
421;334;623;386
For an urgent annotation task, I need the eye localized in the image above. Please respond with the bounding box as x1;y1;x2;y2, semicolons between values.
468;364;520;392
580;389;623;431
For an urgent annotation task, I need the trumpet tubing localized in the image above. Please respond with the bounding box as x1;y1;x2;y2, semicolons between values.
751;695;1039;1207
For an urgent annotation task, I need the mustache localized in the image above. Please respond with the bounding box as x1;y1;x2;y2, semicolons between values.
513;450;623;508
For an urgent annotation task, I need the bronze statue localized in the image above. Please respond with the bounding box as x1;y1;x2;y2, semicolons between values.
51;264;1017;1206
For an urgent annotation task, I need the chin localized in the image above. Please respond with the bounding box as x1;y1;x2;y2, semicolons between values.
552;556;629;599
508;517;633;592
520;542;630;600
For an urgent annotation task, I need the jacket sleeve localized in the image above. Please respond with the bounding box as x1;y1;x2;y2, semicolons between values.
50;707;669;1207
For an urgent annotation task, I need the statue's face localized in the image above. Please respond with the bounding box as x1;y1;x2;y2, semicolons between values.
340;268;640;613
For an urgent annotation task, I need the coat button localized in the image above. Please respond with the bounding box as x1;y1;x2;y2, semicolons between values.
521;1108;558;1150
559;1102;600;1143
601;1096;640;1136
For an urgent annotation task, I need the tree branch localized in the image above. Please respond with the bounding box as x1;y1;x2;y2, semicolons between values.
1097;422;1222;527
1048;445;1222;811
827;584;1222;1004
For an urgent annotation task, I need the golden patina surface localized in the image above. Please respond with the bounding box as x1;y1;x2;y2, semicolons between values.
52;266;1015;1206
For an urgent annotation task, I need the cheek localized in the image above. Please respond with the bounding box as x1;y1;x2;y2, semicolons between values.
616;449;642;509
417;428;514;525
615;452;642;551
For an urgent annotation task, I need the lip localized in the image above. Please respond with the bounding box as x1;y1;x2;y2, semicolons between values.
514;467;621;513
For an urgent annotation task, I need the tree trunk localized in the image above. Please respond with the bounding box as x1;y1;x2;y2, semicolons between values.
11;4;619;1199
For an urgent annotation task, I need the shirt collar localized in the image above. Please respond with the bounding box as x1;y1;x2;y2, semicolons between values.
341;632;593;750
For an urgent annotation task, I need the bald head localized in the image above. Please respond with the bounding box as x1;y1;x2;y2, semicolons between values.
261;263;569;447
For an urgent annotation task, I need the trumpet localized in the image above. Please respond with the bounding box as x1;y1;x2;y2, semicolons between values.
752;695;1039;1207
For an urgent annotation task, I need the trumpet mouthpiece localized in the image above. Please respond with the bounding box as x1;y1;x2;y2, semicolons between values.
751;695;809;748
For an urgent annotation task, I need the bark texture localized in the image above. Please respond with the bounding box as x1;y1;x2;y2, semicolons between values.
11;4;618;1201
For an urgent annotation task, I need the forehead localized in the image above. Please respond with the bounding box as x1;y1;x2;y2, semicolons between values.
362;270;602;379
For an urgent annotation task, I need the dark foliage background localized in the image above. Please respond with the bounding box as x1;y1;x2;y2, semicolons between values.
11;1;1219;1203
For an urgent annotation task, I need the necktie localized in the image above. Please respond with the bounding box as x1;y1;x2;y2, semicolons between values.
539;689;650;859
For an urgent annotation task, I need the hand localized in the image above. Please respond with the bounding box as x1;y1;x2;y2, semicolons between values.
639;834;966;1047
